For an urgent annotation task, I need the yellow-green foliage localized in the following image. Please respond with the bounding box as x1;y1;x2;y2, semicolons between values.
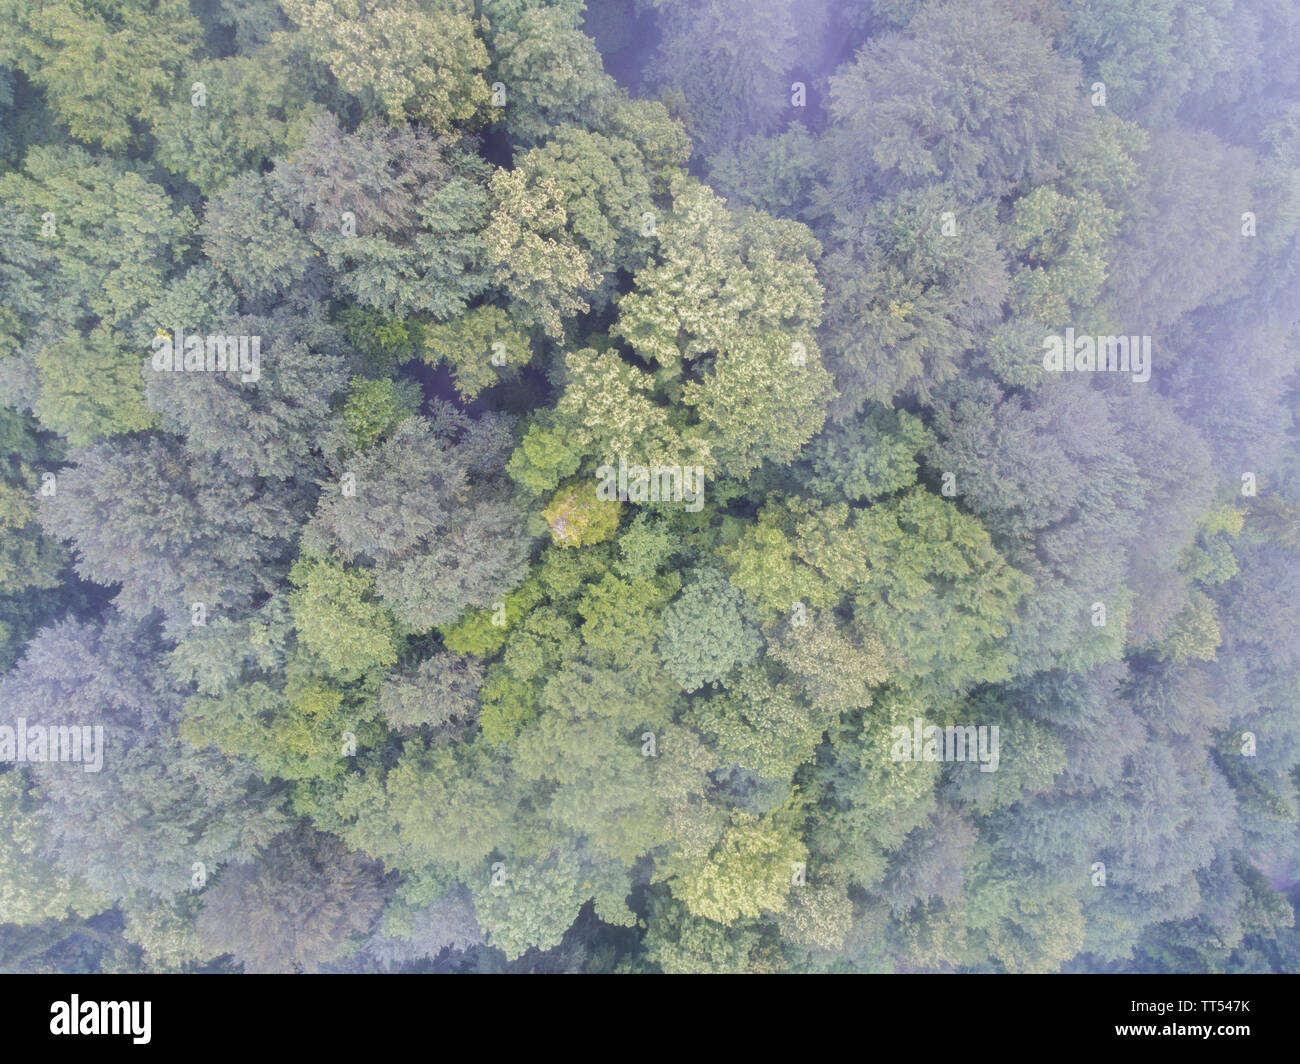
542;479;622;548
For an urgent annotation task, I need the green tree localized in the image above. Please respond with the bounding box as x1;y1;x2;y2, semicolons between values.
143;301;352;480
825;0;1087;205
423;306;532;401
514;127;657;305
197;828;386;973
489;5;618;146
767;609;892;714
0;615;288;900
0;0;202;150
288;555;399;680
378;651;483;734
847;489;1032;696
613;175;833;475
542;479;622;548
670;806;805;926
306;409;532;630
281;0;490;129
819;187;1008;413
658;568;761;692
1103;127;1252;328
331;740;515;875
268;115;493;319
42;437;311;637
199;173;318;302
181;664;386;784
0;147;193;438
485;167;601;340
30;326;156;445
803;405;934;502
340;376;422;453
151;47;320;194
0;772;108;927
642;891;772;973
689;663;828;783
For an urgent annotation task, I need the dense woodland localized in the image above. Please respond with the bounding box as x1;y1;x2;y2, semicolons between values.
1;0;1299;973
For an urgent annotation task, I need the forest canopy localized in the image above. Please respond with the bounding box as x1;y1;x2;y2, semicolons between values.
0;0;1299;975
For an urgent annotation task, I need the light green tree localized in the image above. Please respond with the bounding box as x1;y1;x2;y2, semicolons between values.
671;807;806;926
0;0;201;150
288;555;399;680
0;772;108;926
485;167;601;339
281;0;490;129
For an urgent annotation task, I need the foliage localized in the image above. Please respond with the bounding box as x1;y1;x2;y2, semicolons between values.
3;0;1298;977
